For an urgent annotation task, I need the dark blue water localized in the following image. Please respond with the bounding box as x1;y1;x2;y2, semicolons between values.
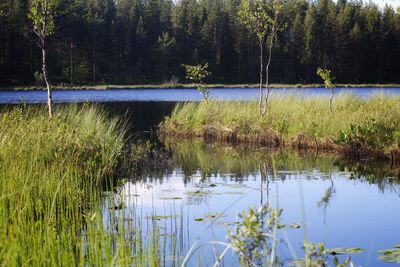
1;87;400;104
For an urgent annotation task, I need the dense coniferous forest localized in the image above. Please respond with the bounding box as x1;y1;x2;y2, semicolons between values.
1;0;399;86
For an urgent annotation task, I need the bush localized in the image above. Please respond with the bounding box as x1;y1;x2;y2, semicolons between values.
335;119;397;154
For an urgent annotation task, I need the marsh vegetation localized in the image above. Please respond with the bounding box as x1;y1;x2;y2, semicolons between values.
161;94;400;160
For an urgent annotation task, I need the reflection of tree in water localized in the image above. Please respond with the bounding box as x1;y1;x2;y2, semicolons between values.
318;175;336;224
336;161;400;194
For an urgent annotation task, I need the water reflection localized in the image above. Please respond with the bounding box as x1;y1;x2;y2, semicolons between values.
104;140;400;266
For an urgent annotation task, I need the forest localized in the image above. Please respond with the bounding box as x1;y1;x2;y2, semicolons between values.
1;0;400;86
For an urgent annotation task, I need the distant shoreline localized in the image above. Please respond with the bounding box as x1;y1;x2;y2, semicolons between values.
2;83;400;91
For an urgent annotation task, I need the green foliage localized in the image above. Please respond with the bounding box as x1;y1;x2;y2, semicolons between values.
182;63;211;101
336;119;397;153
378;247;400;263
238;0;271;42
273;118;289;144
317;67;336;113
291;242;355;267
317;68;335;89
228;205;282;265
28;0;60;37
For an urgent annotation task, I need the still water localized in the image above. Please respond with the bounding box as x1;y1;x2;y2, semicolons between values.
104;140;400;266
1;87;400;104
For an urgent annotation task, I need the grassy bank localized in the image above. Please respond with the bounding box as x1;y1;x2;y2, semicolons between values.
2;83;400;91
161;94;400;160
0;105;167;265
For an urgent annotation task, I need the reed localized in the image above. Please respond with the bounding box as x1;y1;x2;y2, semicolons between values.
0;105;165;265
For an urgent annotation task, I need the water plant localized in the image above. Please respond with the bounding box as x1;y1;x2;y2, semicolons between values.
335;118;397;156
378;245;400;263
227;205;282;266
290;241;359;267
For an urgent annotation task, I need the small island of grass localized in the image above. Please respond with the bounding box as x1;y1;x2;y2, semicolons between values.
161;94;400;161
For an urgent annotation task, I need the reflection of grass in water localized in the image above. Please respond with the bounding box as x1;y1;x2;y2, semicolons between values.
164;139;338;177
163;139;400;188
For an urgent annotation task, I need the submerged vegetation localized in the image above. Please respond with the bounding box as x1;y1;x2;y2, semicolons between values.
161;94;400;160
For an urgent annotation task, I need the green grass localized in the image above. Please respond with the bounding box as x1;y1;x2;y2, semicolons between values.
0;105;167;265
161;94;400;158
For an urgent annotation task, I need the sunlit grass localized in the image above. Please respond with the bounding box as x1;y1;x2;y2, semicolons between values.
161;93;400;156
0;105;166;265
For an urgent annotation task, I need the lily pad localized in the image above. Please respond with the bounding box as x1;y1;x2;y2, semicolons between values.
159;196;183;200
225;184;249;189
194;183;218;188
160;233;176;237
378;248;400;263
326;247;365;255
214;221;240;226
185;190;210;197
145;215;177;221
278;223;303;229
194;213;226;221
224;191;244;195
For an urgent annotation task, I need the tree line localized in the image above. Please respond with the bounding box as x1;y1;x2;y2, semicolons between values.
1;0;400;86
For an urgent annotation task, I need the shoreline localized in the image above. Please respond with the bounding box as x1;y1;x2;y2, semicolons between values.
2;83;400;91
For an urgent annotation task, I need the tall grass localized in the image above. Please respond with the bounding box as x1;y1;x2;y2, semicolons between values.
161;94;400;157
0;105;165;265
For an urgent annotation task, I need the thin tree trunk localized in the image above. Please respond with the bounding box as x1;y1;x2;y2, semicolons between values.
329;88;334;114
263;26;277;116
41;38;52;117
259;39;264;114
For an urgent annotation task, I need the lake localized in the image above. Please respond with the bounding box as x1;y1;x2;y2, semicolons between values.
1;87;400;104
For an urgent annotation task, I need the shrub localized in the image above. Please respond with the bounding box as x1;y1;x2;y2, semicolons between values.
335;119;397;155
